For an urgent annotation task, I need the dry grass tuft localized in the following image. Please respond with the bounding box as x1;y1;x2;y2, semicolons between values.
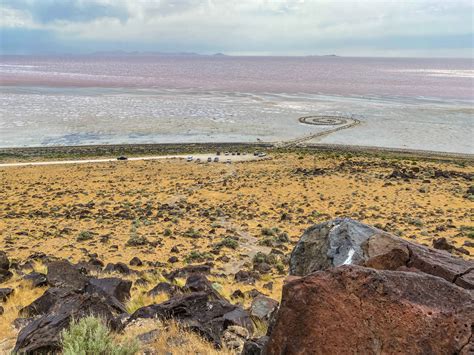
122;319;237;354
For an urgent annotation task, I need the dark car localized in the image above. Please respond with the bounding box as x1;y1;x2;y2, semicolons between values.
117;156;128;161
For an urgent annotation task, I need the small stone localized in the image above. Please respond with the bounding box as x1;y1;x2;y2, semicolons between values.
129;257;143;266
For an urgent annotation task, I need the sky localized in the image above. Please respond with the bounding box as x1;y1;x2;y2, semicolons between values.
1;0;473;57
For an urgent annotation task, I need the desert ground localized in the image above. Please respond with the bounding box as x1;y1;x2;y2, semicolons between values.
0;148;473;352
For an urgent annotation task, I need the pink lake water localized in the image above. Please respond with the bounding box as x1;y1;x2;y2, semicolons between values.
0;55;473;152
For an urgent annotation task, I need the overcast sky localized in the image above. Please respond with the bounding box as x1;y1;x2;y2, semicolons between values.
1;0;473;57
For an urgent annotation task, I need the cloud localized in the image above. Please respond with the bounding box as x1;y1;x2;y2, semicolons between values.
2;0;129;24
0;0;472;56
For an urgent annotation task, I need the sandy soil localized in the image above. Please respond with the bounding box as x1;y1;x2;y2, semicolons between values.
0;150;473;351
1;151;472;265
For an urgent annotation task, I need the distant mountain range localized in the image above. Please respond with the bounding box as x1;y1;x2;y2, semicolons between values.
89;51;339;58
90;50;218;57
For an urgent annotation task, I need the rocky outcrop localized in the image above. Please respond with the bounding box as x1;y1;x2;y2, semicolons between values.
46;260;88;290
266;266;473;355
14;261;129;353
289;218;474;289
129;275;254;347
86;277;132;303
14;290;124;354
267;218;474;354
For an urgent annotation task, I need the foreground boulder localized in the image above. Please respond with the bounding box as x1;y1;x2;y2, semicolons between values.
266;218;474;354
266;265;473;354
14;261;130;353
14;290;124;354
290;218;474;289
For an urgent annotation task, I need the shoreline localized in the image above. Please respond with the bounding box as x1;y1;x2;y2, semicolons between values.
1;142;473;164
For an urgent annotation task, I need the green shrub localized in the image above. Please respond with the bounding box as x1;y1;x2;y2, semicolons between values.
77;231;93;242
217;237;239;249
276;232;289;243
61;316;139;355
184;251;213;263
258;238;273;247
126;234;148;246
261;227;280;236
183;228;201;238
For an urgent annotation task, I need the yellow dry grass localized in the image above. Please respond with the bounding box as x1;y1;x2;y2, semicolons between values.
121;319;237;355
0;151;473;352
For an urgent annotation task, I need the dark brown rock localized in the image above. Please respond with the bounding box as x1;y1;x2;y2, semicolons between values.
103;262;131;275
266;266;473;355
129;257;143;266
85;277;132;303
249;295;278;322
234;270;259;284
46;260;88;290
0;251;9;271
184;274;222;300
20;287;74;317
147;282;179;297
23;272;47;288
14;290;123;354
242;336;269;355
433;237;455;252
0;269;13;283
164;264;211;281
0;287;14;301
129;291;253;347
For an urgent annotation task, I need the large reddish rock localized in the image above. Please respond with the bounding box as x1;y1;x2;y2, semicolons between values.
266;266;473;355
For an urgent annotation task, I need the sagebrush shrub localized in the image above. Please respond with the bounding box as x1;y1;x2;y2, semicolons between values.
61;316;139;355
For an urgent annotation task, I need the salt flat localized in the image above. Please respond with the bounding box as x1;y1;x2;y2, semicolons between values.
0;86;472;154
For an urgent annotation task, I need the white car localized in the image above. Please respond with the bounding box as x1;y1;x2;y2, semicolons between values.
186;156;193;162
258;152;267;157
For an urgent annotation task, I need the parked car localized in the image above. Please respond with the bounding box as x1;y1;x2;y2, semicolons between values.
214;157;219;162
207;157;212;162
237;152;241;156
216;151;221;156
231;152;236;156
186;156;193;162
258;152;267;157
224;151;230;156
226;159;232;164
117;156;128;160
253;151;259;156
195;158;201;163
